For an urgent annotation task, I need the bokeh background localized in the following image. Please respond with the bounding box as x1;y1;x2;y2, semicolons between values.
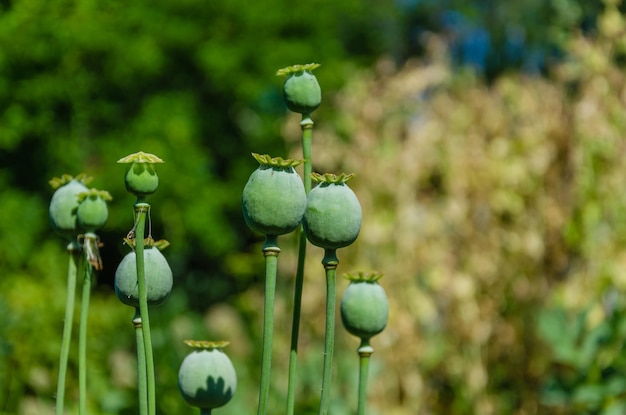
2;0;626;414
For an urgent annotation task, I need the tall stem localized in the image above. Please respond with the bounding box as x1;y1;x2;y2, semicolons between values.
133;310;148;415
55;241;80;415
318;249;338;415
134;202;156;415
356;340;373;415
300;116;313;194
257;235;280;415
286;114;314;415
78;254;93;415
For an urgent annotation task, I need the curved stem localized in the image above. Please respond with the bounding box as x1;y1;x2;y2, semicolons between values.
78;250;93;415
55;241;80;415
134;202;156;415
286;115;314;415
133;310;148;415
356;340;374;415
318;249;338;415
257;235;280;415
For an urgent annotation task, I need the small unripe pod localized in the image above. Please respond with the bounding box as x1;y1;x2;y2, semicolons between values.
341;272;389;340
178;341;237;410
277;63;321;115
49;175;90;239
117;151;164;198
242;153;306;236
76;189;111;232
125;163;159;196
303;173;362;250
114;246;173;307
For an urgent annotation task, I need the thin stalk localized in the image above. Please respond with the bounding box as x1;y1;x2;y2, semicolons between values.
133;311;148;415
55;241;80;415
356;340;374;415
318;249;338;415
257;235;280;415
200;409;212;415
286;114;314;415
134;202;156;415
300;116;313;194
78;249;93;415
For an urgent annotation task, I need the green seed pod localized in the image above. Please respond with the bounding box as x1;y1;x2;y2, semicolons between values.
303;173;362;250
114;246;173;307
49;175;90;239
178;340;237;410
76;189;112;232
341;272;389;340
125;163;159;196
242;153;306;236
277;63;321;115
117;151;164;197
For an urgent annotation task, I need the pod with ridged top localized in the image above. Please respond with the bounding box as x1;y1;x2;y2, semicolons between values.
303;172;362;250
277;63;322;115
242;153;306;237
76;189;112;232
49;174;91;239
117;151;164;197
341;272;389;341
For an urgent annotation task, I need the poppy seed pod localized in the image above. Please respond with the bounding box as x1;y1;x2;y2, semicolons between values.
125;163;159;196
117;151;164;197
114;246;173;308
277;63;321;115
49;174;91;239
76;189;112;233
178;341;237;410
341;272;389;341
303;173;362;250
242;153;306;236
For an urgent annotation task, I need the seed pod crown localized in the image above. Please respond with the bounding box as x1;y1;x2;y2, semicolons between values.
242;153;307;236
118;151;164;197
277;63;322;115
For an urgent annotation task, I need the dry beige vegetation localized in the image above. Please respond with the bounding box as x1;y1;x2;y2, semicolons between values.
271;7;626;413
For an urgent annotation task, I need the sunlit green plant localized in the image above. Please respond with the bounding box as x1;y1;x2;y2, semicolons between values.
341;271;389;415
302;172;362;415
49;174;90;415
49;176;111;415
117;151;167;415
47;63;375;415
276;62;321;415
241;152;306;415
76;188;111;415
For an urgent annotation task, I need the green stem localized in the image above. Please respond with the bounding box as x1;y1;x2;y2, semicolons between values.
133;310;148;415
134;202;156;415
301;116;313;194
318;249;338;415
356;340;374;415
78;248;93;415
55;241;80;415
200;409;212;415
286;115;314;415
257;235;280;415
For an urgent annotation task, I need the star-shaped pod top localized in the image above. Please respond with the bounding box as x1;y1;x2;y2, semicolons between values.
276;63;322;116
118;151;164;198
49;173;93;240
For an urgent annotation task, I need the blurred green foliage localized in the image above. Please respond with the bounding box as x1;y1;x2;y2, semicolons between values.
3;0;626;414
0;0;394;413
